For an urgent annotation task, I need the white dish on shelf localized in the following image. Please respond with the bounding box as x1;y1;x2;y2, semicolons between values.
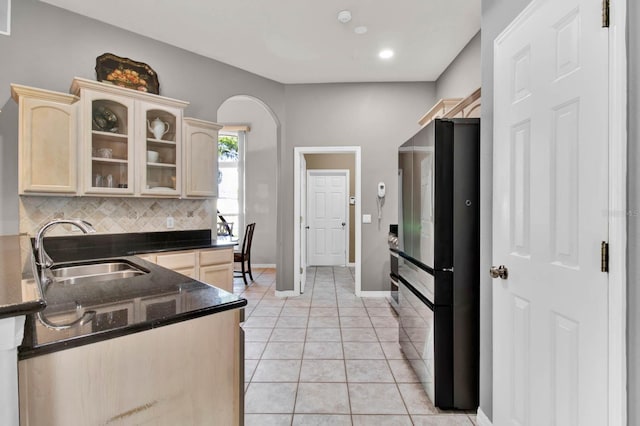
97;148;113;158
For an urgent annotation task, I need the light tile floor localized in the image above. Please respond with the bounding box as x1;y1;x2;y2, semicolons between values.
233;266;477;426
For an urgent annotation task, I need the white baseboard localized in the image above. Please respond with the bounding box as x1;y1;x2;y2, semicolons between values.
356;290;390;298
275;290;297;298
347;262;356;267
476;407;492;426
252;264;276;268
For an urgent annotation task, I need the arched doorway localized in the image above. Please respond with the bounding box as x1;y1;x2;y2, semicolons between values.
217;95;280;272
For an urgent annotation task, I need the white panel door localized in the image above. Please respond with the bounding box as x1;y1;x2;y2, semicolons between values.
307;171;348;266
493;1;609;425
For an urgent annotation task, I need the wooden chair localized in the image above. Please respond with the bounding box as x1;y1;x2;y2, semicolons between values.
234;223;256;285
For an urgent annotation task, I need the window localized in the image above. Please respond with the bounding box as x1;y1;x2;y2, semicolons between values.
217;131;245;238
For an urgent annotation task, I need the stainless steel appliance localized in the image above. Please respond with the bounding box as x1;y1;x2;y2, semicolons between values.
388;224;399;312
397;118;479;410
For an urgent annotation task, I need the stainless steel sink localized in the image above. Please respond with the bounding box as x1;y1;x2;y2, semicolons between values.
50;260;148;285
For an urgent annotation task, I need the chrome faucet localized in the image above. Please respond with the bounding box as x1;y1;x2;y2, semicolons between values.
34;219;96;268
33;219;97;330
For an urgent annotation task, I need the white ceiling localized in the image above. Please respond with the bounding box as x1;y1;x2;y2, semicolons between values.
41;0;480;84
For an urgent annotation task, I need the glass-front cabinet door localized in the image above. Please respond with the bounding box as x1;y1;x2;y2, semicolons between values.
71;78;188;197
138;101;182;197
84;91;135;195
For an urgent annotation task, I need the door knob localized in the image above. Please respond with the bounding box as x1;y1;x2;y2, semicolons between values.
341;222;346;227
305;226;310;229
489;265;509;279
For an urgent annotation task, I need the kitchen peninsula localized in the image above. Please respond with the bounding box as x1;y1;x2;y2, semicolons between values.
3;229;245;426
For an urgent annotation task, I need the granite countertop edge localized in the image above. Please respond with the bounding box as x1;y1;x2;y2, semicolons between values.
0;299;47;321
18;298;247;360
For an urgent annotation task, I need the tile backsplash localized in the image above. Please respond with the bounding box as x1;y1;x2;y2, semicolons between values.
20;196;214;236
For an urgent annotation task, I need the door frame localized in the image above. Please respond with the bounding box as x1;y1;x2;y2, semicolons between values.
300;154;307;293
294;146;361;295
606;1;627;423
306;169;350;267
490;1;627;425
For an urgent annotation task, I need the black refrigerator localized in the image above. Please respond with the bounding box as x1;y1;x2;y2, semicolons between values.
397;118;479;410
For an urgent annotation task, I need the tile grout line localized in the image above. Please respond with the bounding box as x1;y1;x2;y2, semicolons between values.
244;267;472;423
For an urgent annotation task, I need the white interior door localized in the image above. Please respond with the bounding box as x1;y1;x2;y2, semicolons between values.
493;1;609;425
300;155;307;292
307;170;348;266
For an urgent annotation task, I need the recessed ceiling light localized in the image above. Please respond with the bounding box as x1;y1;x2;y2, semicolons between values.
354;26;368;34
337;10;352;24
379;49;394;59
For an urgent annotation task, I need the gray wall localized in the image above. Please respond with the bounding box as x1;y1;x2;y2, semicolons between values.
435;31;481;101
0;1;435;295
0;98;18;234
628;0;639;424
279;83;436;292
0;0;285;236
217;97;278;265
480;0;532;420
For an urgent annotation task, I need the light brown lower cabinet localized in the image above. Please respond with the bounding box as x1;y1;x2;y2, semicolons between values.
19;309;243;426
198;248;234;293
154;251;197;279
146;247;234;292
199;264;233;293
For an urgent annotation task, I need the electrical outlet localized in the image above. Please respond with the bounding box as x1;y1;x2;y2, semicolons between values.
362;214;372;224
166;216;175;229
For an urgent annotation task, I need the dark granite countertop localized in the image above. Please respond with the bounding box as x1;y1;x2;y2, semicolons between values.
0;235;46;320
6;229;245;359
20;255;246;359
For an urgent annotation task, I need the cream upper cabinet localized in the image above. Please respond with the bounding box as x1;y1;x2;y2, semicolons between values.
11;79;224;199
138;101;183;197
76;86;136;195
70;78;188;197
183;117;222;198
11;84;79;195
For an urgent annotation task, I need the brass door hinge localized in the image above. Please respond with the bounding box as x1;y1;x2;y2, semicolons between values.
601;241;609;273
602;0;610;28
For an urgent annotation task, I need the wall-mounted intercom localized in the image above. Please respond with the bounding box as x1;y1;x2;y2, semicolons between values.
377;182;386;222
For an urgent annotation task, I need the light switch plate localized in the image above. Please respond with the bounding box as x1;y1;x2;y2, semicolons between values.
362;214;372;223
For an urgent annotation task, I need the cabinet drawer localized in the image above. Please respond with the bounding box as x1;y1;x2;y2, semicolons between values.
156;251;196;270
199;248;233;266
